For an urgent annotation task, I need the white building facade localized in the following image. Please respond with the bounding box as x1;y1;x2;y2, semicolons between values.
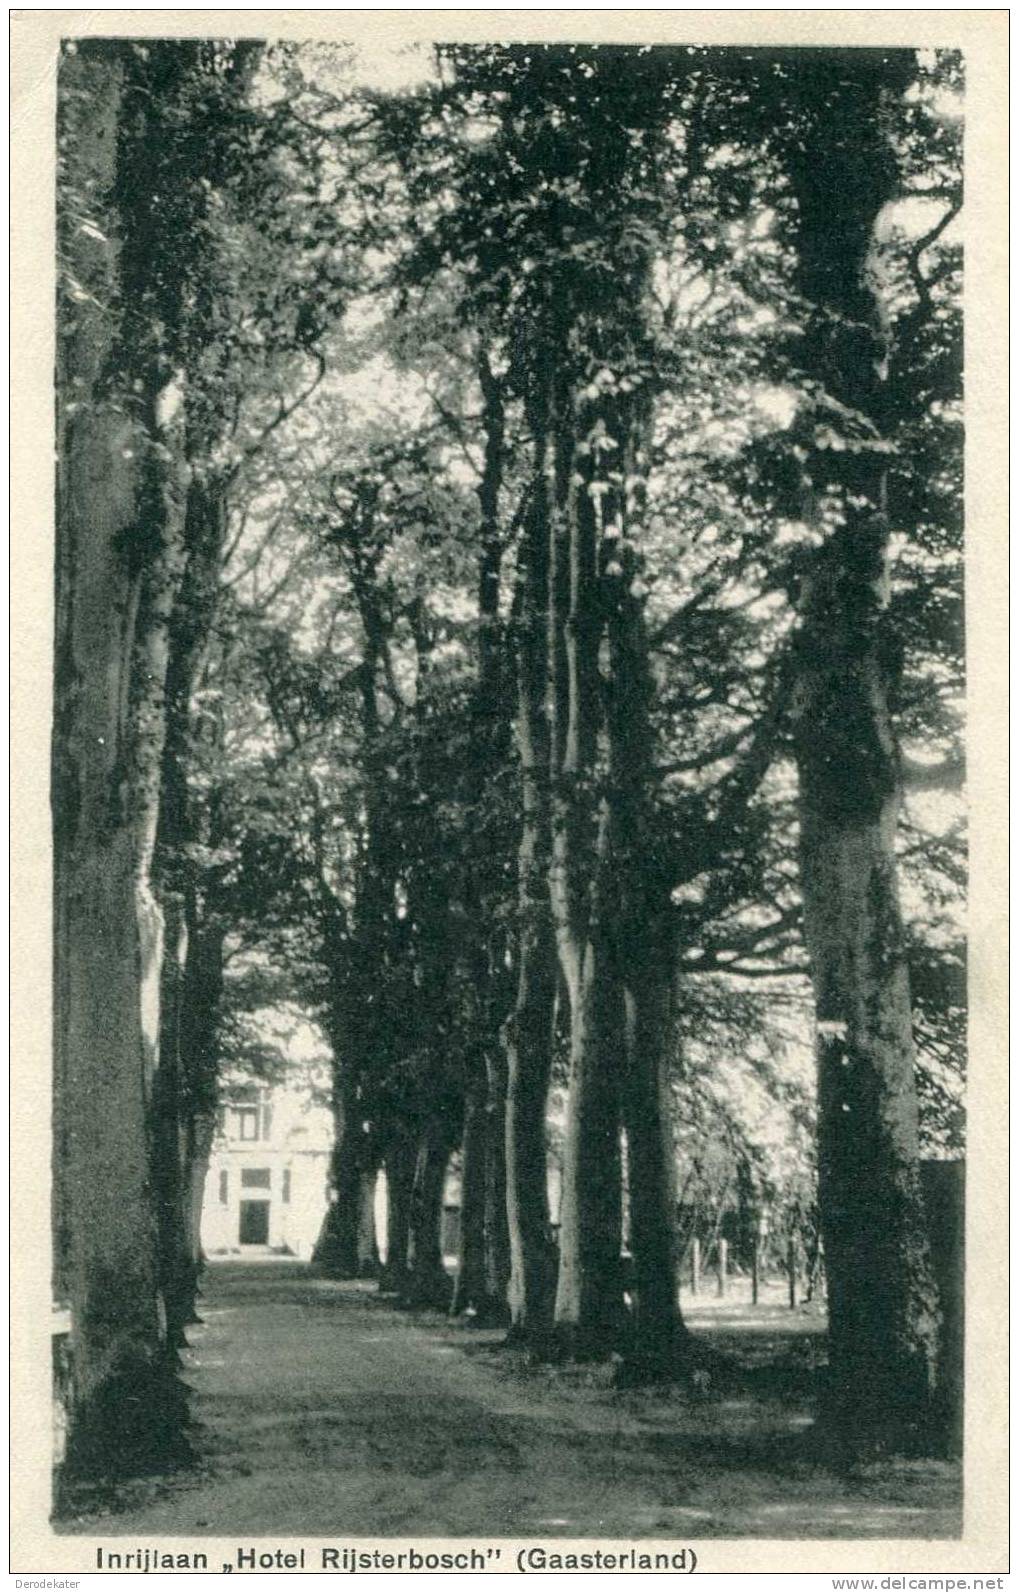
201;1076;334;1261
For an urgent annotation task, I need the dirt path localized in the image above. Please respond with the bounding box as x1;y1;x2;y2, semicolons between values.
62;1262;960;1540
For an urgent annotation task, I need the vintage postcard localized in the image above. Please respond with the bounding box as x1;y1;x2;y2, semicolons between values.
10;7;1008;1578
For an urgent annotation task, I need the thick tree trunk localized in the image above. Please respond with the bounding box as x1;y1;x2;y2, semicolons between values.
312;1181;360;1278
504;966;557;1344
312;1069;364;1277
54;45;189;1481
784;63;943;1454
450;981;512;1329
553;937;625;1358
618;970;690;1372
793;528;941;1452
407;1118;454;1310
536;387;626;1358
316;1152;380;1278
604;464;690;1376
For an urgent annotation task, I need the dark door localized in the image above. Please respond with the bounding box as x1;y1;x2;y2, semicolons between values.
239;1199;270;1245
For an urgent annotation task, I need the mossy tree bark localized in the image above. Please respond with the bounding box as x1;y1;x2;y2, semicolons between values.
792;530;942;1452
54;42;190;1480
783;57;943;1454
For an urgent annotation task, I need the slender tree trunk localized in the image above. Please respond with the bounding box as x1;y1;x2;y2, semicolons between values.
170;1103;203;1330
450;349;514;1327
130;385;191;1360
379;1132;416;1293
152;896;192;1351
152;478;227;1344
504;488;558;1345
176;911;223;1320
356;1166;380;1276
187;1110;216;1297
483;1045;511;1317
474;363;513;1325
450;1073;488;1316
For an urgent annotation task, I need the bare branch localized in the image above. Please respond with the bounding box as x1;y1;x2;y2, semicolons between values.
227;348;328;486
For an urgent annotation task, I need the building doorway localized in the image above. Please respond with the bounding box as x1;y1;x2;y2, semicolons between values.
239;1199;270;1246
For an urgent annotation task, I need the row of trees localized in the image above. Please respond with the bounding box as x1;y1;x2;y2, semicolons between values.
54;39;963;1481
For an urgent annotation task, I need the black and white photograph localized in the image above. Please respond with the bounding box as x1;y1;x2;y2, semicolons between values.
10;8;1008;1575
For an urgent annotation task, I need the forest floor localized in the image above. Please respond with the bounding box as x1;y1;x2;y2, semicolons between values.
59;1260;961;1541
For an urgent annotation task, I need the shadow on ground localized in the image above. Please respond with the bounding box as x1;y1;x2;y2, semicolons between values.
58;1261;962;1539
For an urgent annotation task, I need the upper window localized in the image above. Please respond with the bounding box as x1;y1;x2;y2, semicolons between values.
220;1085;274;1143
233;1107;260;1142
228;1083;259;1105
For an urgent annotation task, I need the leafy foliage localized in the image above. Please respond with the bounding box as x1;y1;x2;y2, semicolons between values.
70;37;964;1235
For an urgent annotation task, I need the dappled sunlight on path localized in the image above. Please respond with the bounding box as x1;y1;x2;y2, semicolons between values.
61;1262;961;1540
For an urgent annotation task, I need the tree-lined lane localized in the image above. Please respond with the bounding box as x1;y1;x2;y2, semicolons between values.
63;1264;961;1540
